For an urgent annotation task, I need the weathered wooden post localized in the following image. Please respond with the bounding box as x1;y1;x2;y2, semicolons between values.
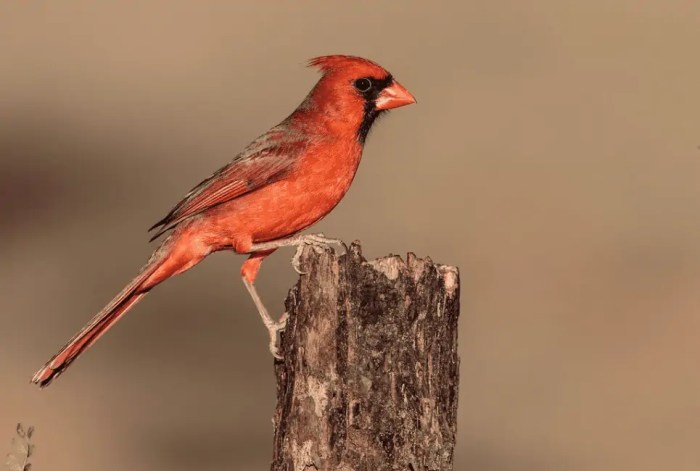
271;242;460;470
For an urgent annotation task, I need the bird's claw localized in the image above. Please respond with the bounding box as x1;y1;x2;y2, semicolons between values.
267;312;289;360
303;233;343;248
292;245;308;275
291;233;344;274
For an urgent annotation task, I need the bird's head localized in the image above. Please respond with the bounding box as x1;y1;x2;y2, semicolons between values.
298;55;416;144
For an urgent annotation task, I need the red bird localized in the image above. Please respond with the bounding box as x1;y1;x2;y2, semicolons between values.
32;55;415;387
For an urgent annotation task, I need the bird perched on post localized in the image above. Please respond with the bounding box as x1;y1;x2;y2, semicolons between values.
32;55;416;388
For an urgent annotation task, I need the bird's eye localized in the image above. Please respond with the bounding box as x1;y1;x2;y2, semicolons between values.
354;78;372;93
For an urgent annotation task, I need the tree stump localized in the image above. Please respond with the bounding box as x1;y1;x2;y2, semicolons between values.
272;242;460;471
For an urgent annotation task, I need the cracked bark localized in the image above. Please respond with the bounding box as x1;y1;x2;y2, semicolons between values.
272;242;460;471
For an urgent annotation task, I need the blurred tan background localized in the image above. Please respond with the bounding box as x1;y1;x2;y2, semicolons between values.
1;1;699;470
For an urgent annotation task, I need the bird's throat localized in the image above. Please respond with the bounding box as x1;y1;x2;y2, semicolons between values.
357;104;385;146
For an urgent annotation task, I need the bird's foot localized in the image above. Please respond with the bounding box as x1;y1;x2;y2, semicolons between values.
291;233;343;274
299;232;343;247
266;312;289;360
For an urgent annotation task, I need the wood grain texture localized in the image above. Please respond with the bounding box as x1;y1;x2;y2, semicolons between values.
272;242;460;471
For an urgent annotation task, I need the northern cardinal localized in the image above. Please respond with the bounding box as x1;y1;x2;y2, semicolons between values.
32;55;416;388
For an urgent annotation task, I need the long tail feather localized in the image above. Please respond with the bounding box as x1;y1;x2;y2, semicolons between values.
31;254;165;388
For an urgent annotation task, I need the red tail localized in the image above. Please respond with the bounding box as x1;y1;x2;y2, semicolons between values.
31;252;167;388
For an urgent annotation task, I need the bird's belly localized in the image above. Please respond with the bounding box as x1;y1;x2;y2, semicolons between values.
204;169;355;246
193;138;363;250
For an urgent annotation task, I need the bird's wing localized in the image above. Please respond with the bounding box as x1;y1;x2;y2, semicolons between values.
148;130;307;241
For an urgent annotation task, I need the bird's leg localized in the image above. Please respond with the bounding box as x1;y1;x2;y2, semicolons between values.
241;250;287;359
249;233;343;274
241;276;287;359
239;235;343;358
248;232;343;251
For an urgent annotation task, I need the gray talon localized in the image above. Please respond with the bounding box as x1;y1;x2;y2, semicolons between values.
268;314;288;360
292;245;308;274
290;234;343;274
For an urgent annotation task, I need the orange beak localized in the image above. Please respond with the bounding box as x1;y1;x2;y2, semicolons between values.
375;80;417;110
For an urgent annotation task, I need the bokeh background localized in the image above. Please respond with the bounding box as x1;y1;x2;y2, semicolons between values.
1;1;699;470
